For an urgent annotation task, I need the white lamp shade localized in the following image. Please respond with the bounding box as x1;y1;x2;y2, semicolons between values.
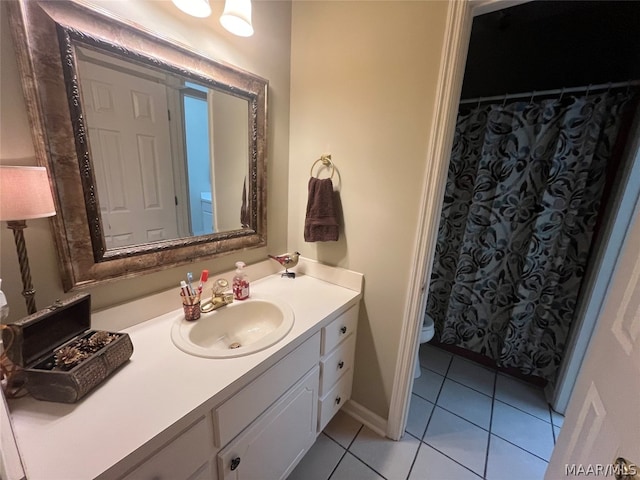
0;166;56;221
220;0;254;37
171;0;212;18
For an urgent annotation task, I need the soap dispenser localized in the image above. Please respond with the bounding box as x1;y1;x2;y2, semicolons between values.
232;262;250;300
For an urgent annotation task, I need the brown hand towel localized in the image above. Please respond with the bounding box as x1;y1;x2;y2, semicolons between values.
304;177;339;242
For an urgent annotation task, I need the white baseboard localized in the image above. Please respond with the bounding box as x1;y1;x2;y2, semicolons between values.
342;399;388;438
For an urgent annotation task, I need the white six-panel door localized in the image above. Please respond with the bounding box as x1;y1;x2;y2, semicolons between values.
77;59;179;249
547;192;640;477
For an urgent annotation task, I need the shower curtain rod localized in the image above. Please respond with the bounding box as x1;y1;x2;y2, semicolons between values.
459;79;640;105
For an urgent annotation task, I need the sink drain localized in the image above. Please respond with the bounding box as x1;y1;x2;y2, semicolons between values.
229;342;241;349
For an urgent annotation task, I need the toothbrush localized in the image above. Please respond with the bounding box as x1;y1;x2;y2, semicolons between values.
187;272;194;295
180;281;192;303
198;270;209;293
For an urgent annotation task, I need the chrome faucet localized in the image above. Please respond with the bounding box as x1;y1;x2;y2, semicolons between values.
201;278;234;313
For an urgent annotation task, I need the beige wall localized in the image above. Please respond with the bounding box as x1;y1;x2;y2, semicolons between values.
0;1;291;321
0;3;63;321
289;1;449;418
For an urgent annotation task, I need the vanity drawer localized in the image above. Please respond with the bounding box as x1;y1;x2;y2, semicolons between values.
122;416;212;480
321;304;358;355
320;333;356;396
214;331;320;447
318;369;353;433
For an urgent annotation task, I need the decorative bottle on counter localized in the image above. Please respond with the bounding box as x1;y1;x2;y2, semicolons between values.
233;261;250;300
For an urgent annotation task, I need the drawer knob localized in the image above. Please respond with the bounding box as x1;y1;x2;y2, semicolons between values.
335;396;342;405
340;326;347;334
338;361;344;369
230;457;241;471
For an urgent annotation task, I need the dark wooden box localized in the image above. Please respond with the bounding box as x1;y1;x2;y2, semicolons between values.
2;293;133;403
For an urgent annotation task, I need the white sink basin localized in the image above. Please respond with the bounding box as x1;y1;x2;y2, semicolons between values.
171;297;294;358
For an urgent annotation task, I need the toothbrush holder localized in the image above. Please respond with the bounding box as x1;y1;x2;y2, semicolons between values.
181;292;201;321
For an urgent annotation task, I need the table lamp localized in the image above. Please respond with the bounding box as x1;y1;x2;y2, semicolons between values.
0;166;56;315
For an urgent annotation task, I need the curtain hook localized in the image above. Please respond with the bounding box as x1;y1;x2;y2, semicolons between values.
502;93;508;107
476;96;482;109
585;84;592;97
558;87;565;103
529;91;536;105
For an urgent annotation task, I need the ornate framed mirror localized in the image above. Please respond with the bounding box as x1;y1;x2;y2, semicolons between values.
7;0;268;291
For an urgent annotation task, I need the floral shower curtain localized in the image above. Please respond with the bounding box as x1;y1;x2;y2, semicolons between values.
426;91;636;383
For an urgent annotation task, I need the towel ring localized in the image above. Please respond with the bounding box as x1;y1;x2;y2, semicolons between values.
310;154;335;179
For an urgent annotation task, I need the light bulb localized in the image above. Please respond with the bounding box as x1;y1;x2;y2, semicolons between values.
171;0;212;18
220;0;254;37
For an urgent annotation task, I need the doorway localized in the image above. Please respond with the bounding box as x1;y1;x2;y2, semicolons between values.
427;0;640;404
388;0;640;465
182;82;213;236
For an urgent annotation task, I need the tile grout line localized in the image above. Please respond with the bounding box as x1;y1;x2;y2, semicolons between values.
425;351;553;414
483;371;498;479
406;402;437;478
491;378;555;463
406;355;453;480
341;424;393;480
420;350;553;468
441;375;494;399
419;439;484;478
325;424;364;480
430;404;491;433
493;397;554;425
549;405;558;445
406;441;424;480
419;356;486;479
346;424;364;451
337;451;389;480
323;433;350;480
489;431;551;464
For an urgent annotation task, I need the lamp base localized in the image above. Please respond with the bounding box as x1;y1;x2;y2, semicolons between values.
7;220;37;315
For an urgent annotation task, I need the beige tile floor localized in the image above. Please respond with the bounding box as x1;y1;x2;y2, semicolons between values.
289;343;564;480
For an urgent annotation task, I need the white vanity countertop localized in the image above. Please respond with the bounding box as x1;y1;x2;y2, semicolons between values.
7;264;362;480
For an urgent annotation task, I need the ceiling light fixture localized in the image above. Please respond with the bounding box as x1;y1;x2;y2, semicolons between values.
171;0;212;18
220;0;254;37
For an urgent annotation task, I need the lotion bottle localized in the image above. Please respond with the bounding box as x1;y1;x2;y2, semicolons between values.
232;261;250;300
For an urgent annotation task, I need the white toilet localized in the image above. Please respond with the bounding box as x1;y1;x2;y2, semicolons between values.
414;314;435;379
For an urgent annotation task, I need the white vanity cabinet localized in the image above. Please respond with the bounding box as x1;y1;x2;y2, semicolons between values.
120;305;359;480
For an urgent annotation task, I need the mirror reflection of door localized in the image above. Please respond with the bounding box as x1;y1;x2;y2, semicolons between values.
209;91;249;232
77;52;180;249
182;82;214;235
76;45;250;249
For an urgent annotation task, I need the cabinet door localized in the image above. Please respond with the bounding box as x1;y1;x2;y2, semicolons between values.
217;367;319;480
121;416;213;480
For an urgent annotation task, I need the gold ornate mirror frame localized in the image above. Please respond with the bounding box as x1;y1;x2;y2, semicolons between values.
7;0;268;291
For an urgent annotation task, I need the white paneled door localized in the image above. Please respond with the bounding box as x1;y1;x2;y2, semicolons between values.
78;58;178;249
547;193;640;478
